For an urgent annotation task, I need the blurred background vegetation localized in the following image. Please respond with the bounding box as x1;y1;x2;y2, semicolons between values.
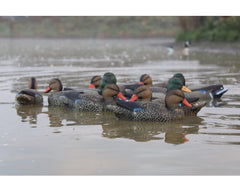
0;16;179;38
177;16;240;41
0;16;239;41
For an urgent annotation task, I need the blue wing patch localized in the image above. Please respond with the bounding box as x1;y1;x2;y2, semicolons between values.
200;90;206;94
133;108;142;112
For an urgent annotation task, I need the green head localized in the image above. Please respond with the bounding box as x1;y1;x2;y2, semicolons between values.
100;72;117;91
167;78;183;92
173;73;185;86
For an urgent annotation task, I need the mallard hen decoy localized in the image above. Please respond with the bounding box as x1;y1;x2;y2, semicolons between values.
15;77;43;105
138;73;228;100
88;75;102;89
44;74;127;112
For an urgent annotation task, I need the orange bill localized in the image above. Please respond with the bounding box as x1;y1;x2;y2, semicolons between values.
116;92;127;101
128;94;138;102
44;87;51;93
88;84;95;89
138;81;144;85
181;86;192;92
182;98;192;107
183;134;189;143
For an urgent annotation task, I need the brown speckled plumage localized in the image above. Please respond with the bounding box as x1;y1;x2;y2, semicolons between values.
107;85;206;122
48;91;105;112
107;99;206;122
46;82;126;112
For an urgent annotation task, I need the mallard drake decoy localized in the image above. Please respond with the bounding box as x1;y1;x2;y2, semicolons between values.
97;72;142;100
172;73;228;100
138;73;228;100
128;74;190;101
15;77;43;105
99;72;117;92
141;73;191;92
107;78;206;122
88;75;102;89
132;78;197;104
128;77;193;103
138;73;191;93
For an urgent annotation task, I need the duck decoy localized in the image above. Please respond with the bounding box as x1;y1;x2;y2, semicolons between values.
130;78;198;103
44;78;98;103
88;75;102;89
74;83;127;111
107;78;206;122
172;73;228;100
137;73;228;100
44;78;76;93
133;73;191;100
128;85;153;102
127;84;167;104
99;72;117;92
119;74;168;96
45;83;127;112
138;73;192;93
138;74;153;86
44;73;127;112
15;77;43;105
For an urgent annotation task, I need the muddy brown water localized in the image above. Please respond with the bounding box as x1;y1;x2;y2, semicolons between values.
0;38;240;175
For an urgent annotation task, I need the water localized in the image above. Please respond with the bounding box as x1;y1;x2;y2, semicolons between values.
0;38;240;175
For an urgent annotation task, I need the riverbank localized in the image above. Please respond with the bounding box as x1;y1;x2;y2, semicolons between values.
176;16;240;42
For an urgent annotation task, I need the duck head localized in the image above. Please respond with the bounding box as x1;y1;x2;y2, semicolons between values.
44;78;63;93
88;75;102;89
170;73;191;92
166;78;192;109
129;85;152;102
100;72;117;92
28;77;38;89
102;84;127;101
139;74;153;86
173;73;185;86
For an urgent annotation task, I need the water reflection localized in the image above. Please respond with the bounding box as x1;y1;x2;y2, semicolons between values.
208;98;228;107
15;104;43;125
102;117;203;144
16;104;204;144
47;106;105;127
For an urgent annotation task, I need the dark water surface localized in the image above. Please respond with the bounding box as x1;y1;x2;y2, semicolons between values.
0;38;240;175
